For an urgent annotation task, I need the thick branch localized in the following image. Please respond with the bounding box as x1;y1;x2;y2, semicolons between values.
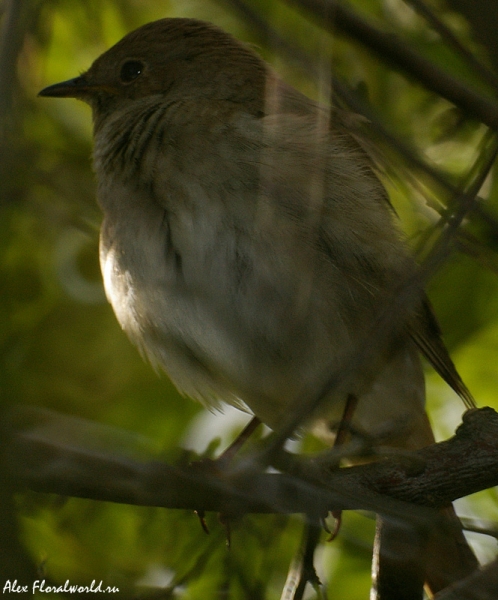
4;407;498;522
346;407;498;507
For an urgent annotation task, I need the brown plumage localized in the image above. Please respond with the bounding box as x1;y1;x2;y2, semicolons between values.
39;17;478;594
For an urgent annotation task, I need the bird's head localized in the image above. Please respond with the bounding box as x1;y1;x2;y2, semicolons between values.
39;18;267;121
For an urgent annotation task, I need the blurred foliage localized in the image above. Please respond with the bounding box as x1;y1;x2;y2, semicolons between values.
2;0;498;597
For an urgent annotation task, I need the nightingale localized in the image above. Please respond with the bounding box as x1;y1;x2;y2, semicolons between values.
39;18;478;592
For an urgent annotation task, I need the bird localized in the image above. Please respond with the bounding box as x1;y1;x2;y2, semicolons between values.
39;17;478;595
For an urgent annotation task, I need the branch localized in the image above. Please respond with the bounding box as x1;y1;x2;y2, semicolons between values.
404;0;498;91
5;407;498;521
283;0;498;128
220;0;498;291
353;407;498;507
434;557;498;599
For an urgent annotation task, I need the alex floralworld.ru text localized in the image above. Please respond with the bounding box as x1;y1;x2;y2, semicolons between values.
3;580;120;594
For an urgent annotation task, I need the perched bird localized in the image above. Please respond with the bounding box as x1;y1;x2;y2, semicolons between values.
39;18;477;595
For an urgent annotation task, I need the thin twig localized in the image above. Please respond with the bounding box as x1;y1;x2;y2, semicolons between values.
280;523;324;600
284;0;498;128
217;0;322;77
460;517;498;540
403;0;498;91
221;0;498;247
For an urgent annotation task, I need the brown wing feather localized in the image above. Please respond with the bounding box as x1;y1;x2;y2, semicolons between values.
411;297;476;409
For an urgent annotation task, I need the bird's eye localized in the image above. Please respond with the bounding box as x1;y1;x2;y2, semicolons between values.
120;60;144;83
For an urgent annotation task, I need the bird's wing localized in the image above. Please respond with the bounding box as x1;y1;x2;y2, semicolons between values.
411;297;476;409
328;109;477;410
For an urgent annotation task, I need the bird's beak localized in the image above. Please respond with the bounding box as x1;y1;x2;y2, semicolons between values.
38;76;95;99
